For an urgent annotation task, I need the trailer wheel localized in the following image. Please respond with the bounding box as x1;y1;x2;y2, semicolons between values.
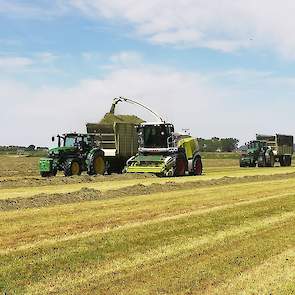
279;156;286;167
192;156;203;176
285;155;292;166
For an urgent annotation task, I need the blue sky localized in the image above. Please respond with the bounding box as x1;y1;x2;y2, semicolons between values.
1;0;295;146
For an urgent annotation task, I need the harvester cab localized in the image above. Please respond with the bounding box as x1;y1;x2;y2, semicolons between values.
112;97;202;177
39;133;106;177
137;123;175;151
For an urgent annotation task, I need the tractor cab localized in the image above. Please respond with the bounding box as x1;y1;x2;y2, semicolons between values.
53;133;97;150
246;140;267;154
137;123;176;153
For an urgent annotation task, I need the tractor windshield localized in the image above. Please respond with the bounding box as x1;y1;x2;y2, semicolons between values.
64;136;77;147
248;141;260;149
142;125;169;148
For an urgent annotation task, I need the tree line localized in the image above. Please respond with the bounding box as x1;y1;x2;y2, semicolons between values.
197;137;239;152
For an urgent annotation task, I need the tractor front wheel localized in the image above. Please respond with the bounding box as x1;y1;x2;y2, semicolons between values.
40;168;57;177
40;171;51;177
64;159;82;176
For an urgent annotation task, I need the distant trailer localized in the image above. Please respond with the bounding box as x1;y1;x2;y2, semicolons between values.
86;122;138;174
256;134;293;166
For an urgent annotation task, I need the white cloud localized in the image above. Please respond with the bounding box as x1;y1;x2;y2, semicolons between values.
2;63;295;146
0;56;33;70
0;66;224;146
110;51;142;65
69;0;295;57
0;0;68;19
36;52;59;63
0;53;60;74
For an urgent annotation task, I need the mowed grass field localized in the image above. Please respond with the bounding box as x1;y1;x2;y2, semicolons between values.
1;154;295;294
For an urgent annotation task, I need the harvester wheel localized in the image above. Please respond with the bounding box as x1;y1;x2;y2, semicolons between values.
175;158;186;177
64;159;82;176
192;156;203;176
88;152;106;175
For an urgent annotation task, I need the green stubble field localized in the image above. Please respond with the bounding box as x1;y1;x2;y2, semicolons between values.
1;154;295;294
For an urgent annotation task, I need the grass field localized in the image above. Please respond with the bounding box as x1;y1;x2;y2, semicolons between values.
1;154;295;294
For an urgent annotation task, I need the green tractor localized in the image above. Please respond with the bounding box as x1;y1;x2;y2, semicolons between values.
240;140;274;167
39;133;106;177
125;122;203;177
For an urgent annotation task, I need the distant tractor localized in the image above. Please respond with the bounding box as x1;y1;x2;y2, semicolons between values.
109;97;202;177
240;134;293;167
39;133;105;177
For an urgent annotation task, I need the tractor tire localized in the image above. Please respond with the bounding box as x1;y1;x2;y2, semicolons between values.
239;160;247;168
270;153;275;167
64;159;82;177
192;156;203;176
258;155;266;167
40;171;51;177
88;151;106;175
40;169;57;177
266;152;275;167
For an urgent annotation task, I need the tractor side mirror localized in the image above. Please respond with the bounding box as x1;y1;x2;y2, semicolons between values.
51;136;55;142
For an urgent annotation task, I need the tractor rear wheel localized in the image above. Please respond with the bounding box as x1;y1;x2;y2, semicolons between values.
192;156;203;176
88;152;106;175
64;159;82;176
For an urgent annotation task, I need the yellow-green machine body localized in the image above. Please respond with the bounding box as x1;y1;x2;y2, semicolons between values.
125;122;202;177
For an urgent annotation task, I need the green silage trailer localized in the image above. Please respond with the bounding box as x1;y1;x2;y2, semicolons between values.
86;122;138;174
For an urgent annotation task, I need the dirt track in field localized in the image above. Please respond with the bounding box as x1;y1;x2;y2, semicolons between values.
2;172;295;211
